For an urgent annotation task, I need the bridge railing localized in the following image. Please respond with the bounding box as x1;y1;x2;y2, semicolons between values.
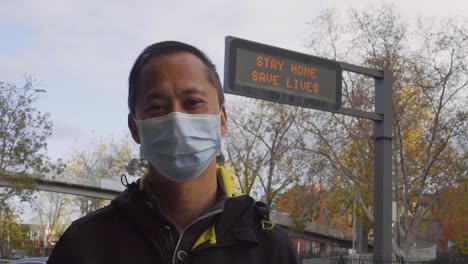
270;210;351;240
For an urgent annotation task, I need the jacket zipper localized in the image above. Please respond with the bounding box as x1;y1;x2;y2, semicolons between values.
172;208;223;264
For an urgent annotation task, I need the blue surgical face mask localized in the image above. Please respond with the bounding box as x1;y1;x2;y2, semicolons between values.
135;112;222;183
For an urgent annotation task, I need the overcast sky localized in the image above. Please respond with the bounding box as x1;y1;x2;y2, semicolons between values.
1;0;467;161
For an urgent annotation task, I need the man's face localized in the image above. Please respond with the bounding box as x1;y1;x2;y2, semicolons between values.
128;51;227;144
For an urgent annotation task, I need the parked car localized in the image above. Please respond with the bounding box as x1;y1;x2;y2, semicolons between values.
8;257;48;264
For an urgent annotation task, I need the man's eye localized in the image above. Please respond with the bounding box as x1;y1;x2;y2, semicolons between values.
187;99;203;107
144;104;166;115
147;105;163;111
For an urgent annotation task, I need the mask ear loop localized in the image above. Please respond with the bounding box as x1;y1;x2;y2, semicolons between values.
217;104;225;164
219;104;225;135
121;174;130;187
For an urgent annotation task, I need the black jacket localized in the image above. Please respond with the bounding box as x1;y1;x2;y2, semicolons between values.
47;181;299;264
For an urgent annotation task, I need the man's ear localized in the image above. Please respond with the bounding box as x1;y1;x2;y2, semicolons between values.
220;105;227;136
128;113;141;144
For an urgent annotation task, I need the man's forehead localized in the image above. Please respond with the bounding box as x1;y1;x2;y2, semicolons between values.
143;51;207;71
138;52;208;84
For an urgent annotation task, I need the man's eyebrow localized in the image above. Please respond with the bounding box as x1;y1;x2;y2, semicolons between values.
182;87;207;96
144;91;166;102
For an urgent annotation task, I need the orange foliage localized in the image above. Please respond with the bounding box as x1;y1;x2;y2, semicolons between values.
436;181;468;252
276;185;351;231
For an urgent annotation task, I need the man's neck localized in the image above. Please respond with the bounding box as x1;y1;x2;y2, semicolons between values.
146;162;218;233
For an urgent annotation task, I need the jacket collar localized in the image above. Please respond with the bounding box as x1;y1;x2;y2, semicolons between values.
112;168;260;250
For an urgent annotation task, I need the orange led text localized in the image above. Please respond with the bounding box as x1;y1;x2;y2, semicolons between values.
256;56;285;71
251;70;280;86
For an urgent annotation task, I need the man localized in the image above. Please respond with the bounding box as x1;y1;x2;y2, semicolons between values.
48;41;299;264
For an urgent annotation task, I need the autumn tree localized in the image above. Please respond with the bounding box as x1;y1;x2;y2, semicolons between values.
302;4;468;257
225;98;305;208
436;180;468;254
276;184;321;234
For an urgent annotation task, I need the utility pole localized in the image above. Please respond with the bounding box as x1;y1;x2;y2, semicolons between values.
352;194;356;254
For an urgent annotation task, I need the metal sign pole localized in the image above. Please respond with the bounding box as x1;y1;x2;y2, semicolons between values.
373;70;394;260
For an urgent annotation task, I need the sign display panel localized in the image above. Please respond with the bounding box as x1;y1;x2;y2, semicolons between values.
224;36;342;110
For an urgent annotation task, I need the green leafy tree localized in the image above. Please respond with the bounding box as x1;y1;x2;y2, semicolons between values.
0;210;29;259
0;76;52;258
452;239;468;256
0;76;51;173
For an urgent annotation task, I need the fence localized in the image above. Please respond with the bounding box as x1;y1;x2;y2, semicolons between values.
298;254;468;264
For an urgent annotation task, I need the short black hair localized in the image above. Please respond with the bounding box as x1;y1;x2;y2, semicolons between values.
128;41;224;114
